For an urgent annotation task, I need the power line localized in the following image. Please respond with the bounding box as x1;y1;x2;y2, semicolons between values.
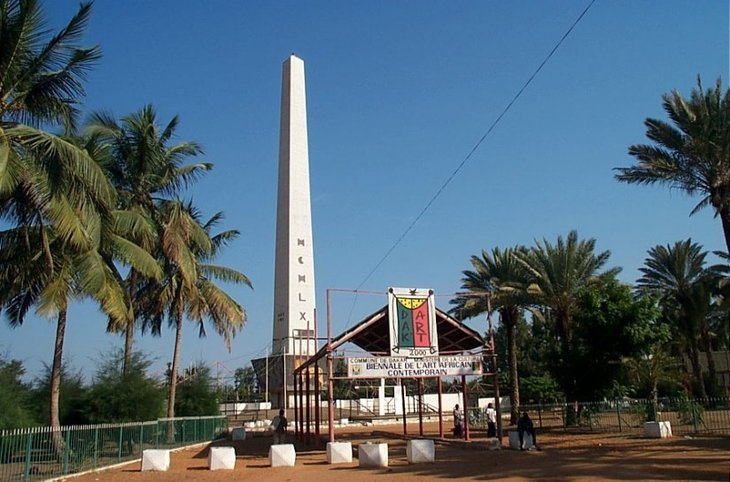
353;0;597;291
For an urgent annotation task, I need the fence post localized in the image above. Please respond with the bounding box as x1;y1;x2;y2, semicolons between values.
139;424;144;456
63;429;71;475
23;429;33;482
93;426;99;468
615;399;622;432
117;426;123;461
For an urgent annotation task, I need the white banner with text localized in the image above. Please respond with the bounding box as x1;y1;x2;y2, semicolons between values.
347;355;482;378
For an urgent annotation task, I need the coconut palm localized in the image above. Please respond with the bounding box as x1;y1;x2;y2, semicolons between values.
86;106;211;372
0;0;109;232
615;77;730;255
636;239;721;398
136;201;251;419
451;246;530;424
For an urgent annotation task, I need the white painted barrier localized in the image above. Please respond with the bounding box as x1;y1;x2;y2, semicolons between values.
508;430;534;450
269;444;296;467
208;446;236;470
141;449;170;471
326;441;353;464
358;443;388;467
644;421;672;438
406;439;435;463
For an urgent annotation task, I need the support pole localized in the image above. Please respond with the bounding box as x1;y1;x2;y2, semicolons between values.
314;360;321;438
487;294;504;444
401;382;408;435
299;372;305;438
306;367;311;442
462;375;469;441
417;378;424;436
293;370;299;439
326;289;335;442
437;377;444;438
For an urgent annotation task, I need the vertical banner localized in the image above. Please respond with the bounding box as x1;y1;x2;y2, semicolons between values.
388;287;438;357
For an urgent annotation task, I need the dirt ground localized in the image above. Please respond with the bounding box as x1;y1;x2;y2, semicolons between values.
67;422;729;481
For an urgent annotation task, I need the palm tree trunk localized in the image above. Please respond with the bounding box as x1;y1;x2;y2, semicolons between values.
700;329;717;396
50;309;67;458
123;320;134;375
167;312;183;419
688;335;706;398
720;206;730;256
122;270;139;375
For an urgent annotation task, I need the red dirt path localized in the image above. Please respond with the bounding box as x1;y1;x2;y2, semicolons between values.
66;422;729;481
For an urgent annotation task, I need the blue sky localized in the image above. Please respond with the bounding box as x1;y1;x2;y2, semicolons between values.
1;1;728;382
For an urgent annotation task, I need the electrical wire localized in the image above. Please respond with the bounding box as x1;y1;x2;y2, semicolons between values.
352;0;597;292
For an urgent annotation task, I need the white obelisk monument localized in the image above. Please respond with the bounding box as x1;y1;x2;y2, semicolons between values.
270;55;317;405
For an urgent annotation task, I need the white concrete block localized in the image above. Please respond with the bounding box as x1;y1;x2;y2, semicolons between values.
326;442;353;464
644;421;672;438
208;446;236;470
338;418;349;425
231;427;246;440
269;444;296;467
141;449;170;471
358;443;388;468
508;430;534;450
406;439;435;464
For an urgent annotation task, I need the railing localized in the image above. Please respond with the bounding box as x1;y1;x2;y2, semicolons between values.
0;416;227;482
466;398;730;435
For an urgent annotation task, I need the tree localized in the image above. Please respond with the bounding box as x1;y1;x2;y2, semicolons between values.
86;349;165;423
0;134;160;430
86;106;211;372
451;246;531;424
137;202;251;419
175;362;219;416
615;77;730;255
562;276;660;401
636;239;720;397
233;366;258;400
514;230;619;402
32;361;88;426
0;354;36;429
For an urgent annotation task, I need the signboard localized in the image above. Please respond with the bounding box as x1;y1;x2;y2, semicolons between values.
347;355;482;379
388;287;438;357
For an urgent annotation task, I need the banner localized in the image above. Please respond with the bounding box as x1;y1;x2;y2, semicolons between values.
388;287;438;357
347;355;482;379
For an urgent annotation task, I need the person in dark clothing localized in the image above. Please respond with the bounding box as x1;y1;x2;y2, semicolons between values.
517;411;540;451
272;409;288;444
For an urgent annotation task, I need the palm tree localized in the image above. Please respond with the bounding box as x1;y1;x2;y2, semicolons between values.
514;230;619;401
615;77;730;255
636;239;720;398
137;202;251;419
86;105;211;373
451;246;530;424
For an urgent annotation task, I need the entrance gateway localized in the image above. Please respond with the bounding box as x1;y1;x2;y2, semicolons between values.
291;287;502;444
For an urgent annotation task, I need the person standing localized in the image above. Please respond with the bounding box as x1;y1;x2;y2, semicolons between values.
517;411;540;451
453;404;464;438
272;409;288;444
485;402;497;438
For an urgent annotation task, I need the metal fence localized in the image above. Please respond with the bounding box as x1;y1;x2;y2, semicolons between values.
0;416;227;482
468;397;730;436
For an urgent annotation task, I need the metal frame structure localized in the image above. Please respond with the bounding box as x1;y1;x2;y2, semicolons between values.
291;289;503;445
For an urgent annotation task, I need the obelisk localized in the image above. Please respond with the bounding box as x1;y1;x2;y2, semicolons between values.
272;55;317;360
